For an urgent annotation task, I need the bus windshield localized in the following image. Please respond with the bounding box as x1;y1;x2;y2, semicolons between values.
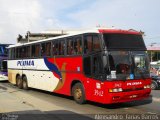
106;51;150;80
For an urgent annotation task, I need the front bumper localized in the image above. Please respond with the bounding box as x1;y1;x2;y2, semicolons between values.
103;89;151;104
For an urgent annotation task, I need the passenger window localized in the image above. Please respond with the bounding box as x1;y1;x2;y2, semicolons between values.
23;46;30;58
67;38;73;55
84;36;92;54
9;49;12;59
59;40;65;55
26;46;30;57
46;42;51;56
67;37;82;55
16;48;19;58
77;37;82;54
16;47;23;58
84;35;101;54
52;41;59;56
93;36;101;51
41;42;51;57
11;48;15;59
41;43;45;56
74;37;82;55
32;44;40;57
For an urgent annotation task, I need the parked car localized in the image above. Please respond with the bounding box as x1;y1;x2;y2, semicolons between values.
151;75;160;90
150;64;160;76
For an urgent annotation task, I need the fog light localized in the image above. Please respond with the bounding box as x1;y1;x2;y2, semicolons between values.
109;88;123;92
144;85;151;89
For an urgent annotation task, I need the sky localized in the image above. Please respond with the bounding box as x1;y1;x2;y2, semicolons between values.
0;0;160;46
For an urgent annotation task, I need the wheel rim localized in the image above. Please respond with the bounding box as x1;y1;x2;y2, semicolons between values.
74;88;82;100
151;83;156;89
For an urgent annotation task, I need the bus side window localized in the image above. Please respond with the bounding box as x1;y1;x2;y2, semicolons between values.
93;36;101;52
74;37;82;55
23;47;26;58
11;48;15;59
16;47;23;59
16;48;18;58
32;44;40;58
41;43;45;56
35;44;40;57
41;42;51;57
59;40;65;55
84;36;92;54
32;45;36;57
84;35;101;54
9;49;11;59
52;41;59;56
46;42;51;56
67;38;73;55
23;46;30;58
73;39;77;55
26;46;30;57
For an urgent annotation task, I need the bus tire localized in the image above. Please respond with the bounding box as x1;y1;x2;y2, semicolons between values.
151;81;158;90
22;76;29;90
72;83;86;104
16;75;23;89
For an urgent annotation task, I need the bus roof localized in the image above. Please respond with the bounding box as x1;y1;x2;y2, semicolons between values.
8;28;141;48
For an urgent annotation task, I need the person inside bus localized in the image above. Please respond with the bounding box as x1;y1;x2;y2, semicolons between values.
53;43;59;55
59;41;65;55
84;36;92;54
67;40;73;55
77;39;82;54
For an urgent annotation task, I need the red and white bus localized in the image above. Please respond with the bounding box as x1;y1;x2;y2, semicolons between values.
8;28;151;104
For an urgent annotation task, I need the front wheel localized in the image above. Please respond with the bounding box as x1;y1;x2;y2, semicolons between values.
72;83;86;104
151;81;158;90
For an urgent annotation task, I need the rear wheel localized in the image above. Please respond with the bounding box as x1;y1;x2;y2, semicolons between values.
16;76;23;89
22;76;29;90
72;83;86;104
151;81;158;90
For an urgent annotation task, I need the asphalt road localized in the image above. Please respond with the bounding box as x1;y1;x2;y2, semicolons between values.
0;81;160;120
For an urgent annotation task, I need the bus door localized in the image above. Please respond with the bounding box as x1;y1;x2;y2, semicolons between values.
83;53;104;101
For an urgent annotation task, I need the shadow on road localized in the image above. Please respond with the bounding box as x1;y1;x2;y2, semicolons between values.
1;110;94;120
26;88;153;109
0;86;8;91
90;95;153;109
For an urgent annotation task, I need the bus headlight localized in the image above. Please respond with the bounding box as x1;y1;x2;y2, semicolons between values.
144;85;151;89
109;88;123;92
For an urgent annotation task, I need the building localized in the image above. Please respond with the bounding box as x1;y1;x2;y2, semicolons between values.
17;30;69;44
17;30;87;44
147;44;160;62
